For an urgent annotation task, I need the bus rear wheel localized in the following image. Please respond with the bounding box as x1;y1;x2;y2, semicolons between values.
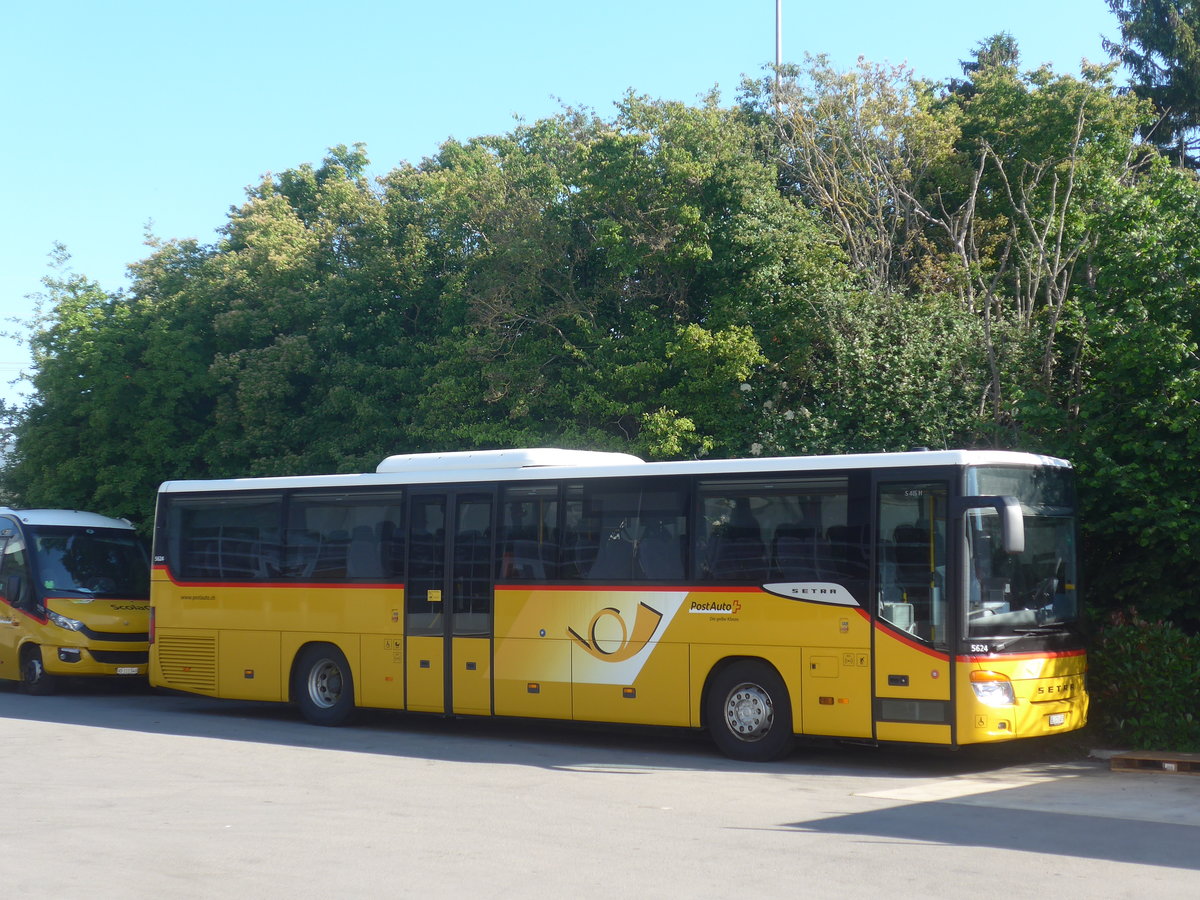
293;644;355;726
19;645;57;696
706;660;793;761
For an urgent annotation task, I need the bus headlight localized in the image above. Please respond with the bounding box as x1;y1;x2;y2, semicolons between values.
970;670;1015;707
47;610;87;632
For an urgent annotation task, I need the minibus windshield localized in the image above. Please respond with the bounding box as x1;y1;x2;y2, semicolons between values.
30;526;150;599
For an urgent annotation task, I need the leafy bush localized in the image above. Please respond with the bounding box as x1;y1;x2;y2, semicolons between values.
1088;609;1200;751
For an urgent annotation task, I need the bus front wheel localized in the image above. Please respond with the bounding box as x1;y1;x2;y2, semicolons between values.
293;644;356;726
706;660;793;761
19;645;57;696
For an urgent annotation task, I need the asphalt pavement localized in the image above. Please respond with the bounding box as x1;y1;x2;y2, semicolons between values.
1;681;1195;898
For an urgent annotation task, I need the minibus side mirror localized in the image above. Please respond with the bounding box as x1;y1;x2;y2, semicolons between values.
953;495;1025;555
6;574;26;609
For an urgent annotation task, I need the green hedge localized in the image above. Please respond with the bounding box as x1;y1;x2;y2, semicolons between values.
1088;610;1200;752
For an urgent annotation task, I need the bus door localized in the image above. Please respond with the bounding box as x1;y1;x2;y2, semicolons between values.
404;490;495;716
0;531;19;674
873;478;953;743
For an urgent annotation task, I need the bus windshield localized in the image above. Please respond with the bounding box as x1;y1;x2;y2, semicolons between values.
30;526;150;599
964;466;1079;639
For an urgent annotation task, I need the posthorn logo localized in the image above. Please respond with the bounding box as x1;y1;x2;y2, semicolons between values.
568;602;664;662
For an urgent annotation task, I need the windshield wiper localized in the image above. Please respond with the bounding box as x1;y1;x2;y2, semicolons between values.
1011;622;1077;635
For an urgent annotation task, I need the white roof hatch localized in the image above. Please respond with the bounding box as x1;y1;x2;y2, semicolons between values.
375;448;644;474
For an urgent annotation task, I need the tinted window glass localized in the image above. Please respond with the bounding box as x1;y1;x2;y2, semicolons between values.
31;526;150;599
966;466;1080;638
166;492;407;583
452;494;493;635
497;485;559;581
696;478;860;594
0;532;33;607
285;492;404;581
877;482;949;648
559;480;687;582
168;495;283;581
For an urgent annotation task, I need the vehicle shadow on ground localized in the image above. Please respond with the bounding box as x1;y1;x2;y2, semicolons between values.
784;800;1200;871
0;677;1096;779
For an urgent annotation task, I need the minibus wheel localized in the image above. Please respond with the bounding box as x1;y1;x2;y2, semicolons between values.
19;645;56;696
292;643;356;726
705;660;793;761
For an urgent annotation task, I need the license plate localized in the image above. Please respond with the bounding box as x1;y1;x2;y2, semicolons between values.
1048;713;1066;727
116;667;141;675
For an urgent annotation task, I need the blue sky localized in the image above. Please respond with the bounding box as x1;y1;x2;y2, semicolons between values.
2;1;1121;407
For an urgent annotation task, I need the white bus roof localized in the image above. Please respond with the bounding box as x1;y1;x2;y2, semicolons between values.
0;508;135;529
157;448;1069;494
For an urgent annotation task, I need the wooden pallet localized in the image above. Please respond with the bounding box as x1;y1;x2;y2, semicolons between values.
1110;751;1200;775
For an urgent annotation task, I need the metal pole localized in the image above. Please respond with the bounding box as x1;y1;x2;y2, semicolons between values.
775;0;783;109
775;0;782;84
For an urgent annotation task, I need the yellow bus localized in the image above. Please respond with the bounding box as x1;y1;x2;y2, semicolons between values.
1;508;151;693
149;448;1087;760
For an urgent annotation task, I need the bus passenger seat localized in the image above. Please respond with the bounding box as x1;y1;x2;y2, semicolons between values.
707;511;767;582
347;525;385;579
771;524;820;581
638;523;683;581
587;527;637;580
506;539;548;580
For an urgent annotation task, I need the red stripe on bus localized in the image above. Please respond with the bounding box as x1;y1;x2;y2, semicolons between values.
156;567;403;591
496;583;766;593
873;620;951;661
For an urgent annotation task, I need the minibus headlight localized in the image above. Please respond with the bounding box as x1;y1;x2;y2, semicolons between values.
970;671;1015;707
47;610;87;632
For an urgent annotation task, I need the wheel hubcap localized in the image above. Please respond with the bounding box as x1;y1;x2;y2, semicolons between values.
724;682;774;742
307;659;343;709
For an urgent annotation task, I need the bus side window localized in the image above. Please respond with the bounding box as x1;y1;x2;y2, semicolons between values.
558;481;688;583
496;486;558;582
876;483;948;646
0;535;33;609
559;486;600;580
170;495;282;581
285;494;405;582
697;477;858;592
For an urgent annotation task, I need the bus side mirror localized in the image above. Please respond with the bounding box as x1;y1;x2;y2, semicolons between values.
953;495;1025;555
6;574;25;609
998;497;1025;555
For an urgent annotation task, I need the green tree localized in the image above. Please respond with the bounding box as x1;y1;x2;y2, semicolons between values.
1106;1;1200;165
742;55;960;294
1060;158;1200;620
743;50;1151;444
1;244;214;525
404;96;846;459
751;290;989;456
201;144;436;475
